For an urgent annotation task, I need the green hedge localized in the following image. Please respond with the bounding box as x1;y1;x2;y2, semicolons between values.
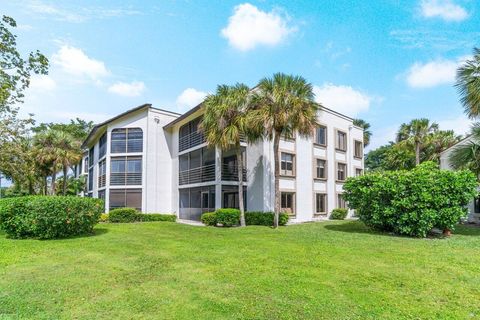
200;210;289;227
0;196;103;239
108;208;176;223
343;162;478;237
138;213;176;222
330;208;348;220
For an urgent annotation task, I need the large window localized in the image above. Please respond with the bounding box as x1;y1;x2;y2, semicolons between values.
315;159;327;179
98;159;106;188
109;189;142;211
354;140;363;158
337;193;346;209
179;186;215;221
336;130;347;151
179;117;205;152
337;162;347;181
315;193;327;214
110;156;142;185
281;192;295;214
355;168;363;177
88;168;93;191
315;126;327;146
98;190;106;210
111;128;143;153
179;147;215;185
83;157;88;174
89;147;94;167
99;133;107;159
280;152;295;176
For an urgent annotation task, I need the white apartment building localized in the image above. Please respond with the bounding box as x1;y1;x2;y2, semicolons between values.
78;102;364;222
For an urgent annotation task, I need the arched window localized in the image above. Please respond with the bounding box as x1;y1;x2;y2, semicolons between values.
111;128;143;153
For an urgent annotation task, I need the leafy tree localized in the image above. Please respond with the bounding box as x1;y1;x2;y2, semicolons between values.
365;144;392;171
353;119;371;147
456;48;480;119
34;130;63;195
201;84;253;227
55;131;83;195
449;123;480;179
251;73;319;227
396;118;439;165
423;130;461;162
33;118;94;142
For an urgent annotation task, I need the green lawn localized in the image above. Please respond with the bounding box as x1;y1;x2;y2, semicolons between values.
1;221;480;320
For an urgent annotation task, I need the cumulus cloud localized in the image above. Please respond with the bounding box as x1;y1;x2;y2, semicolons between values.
29;75;56;91
221;3;296;51
313;83;373;117
176;88;207;109
52;45;109;80
405;56;469;88
108;81;146;97
420;0;468;22
436;114;472;136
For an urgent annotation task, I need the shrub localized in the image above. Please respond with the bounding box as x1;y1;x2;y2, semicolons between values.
343;162;478;237
100;213;109;222
215;208;240;227
0;196;103;239
138;213;176;222
108;208;139;223
201;212;217;226
330;208;348;220
245;211;289;226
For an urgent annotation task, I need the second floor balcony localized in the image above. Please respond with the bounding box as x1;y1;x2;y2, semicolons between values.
179;130;206;152
178;163;247;185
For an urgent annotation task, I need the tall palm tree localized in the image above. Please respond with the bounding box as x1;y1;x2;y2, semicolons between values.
396;118;439;165
449;123;480;179
424;130;461;162
251;73;319;228
34;130;62;195
201;83;253;227
353;119;371;147
456;48;480;119
55;131;82;195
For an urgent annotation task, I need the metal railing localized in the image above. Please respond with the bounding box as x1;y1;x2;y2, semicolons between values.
179;164;215;185
221;164;247;182
98;175;106;188
110;172;142;186
179;130;206;152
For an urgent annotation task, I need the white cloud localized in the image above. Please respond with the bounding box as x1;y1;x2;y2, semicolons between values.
436;114;472;136
313;83;373;117
221;3;296;51
108;81;146;97
420;0;468;22
405;56;469;88
29;75;56;91
52;45;109;80
176;88;207;109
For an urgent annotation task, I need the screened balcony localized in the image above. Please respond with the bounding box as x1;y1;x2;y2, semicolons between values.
179;117;206;152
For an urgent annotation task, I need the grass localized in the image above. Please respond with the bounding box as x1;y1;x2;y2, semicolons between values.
1;221;480;320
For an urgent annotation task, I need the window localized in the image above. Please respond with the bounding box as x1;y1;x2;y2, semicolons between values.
88;168;93;191
99;133;107;159
315;193;327;214
281;192;295;214
179;117;205;152
111;128;143;153
355;168;363;177
475;196;480;213
315;159;327;179
110;156;142;185
354;140;363;158
280;152;295;176
83;157;88;174
89;147;94;167
336;130;347;151
337;162;347;181
98;159;106;188
315;126;327;146
109;189;142;211
98;190;106;210
337;193;346;209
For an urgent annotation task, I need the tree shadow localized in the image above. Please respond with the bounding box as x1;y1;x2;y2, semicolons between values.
324;221;390;236
453;224;480;237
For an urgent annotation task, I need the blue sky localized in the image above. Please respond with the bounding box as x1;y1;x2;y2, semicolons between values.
3;0;480;150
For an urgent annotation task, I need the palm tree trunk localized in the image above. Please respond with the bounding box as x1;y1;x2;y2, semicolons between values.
62;165;68;195
43;176;48;195
28;179;34;195
273;132;281;228
51;171;57;195
236;147;246;227
415;143;421;165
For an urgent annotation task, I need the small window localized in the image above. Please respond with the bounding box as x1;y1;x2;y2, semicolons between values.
83;157;88;174
315;126;327;146
336;130;347;151
281;192;295;214
315;159;327;179
280;152;295;176
355;168;363;177
474;196;480;213
99;133;107;159
337;194;346;209
337;162;347;181
354;140;363;158
98;159;107;188
89;147;94;167
315;193;327;214
88;168;93;191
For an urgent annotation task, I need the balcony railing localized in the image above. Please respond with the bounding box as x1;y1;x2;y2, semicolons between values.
179;130;206;152
98;175;106;188
110;172;142;185
221;164;247;182
179;164;215;185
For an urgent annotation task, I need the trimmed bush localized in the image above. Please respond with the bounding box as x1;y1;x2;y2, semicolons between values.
343;162;478;237
330;208;348;220
0;196;103;239
245;211;289;226
201;212;217;226
100;213;109;222
138;213;176;222
108;208;139;223
215;208;240;227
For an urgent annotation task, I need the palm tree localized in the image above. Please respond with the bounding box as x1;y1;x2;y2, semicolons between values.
353;119;372;147
396;118;439;165
201;83;253;227
424;130;461;162
449;123;480;179
55;131;82;195
456;48;480;119
34;130;62;195
251;73;319;228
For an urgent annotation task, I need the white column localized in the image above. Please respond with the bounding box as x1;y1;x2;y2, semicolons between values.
215;146;222;209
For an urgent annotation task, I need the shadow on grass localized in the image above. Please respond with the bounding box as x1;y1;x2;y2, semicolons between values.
41;228;109;241
324;221;386;236
453;224;480;237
